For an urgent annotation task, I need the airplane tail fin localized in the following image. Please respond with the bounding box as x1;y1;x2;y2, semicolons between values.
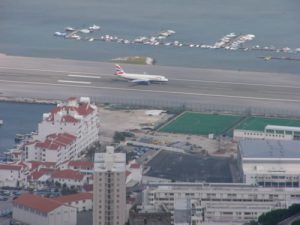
115;64;125;75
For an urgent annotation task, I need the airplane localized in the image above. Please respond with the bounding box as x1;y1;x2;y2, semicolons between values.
114;64;168;85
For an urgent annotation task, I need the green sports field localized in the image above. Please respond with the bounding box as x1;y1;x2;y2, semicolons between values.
159;112;242;135
237;116;300;131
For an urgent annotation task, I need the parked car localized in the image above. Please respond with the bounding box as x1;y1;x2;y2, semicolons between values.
0;196;8;201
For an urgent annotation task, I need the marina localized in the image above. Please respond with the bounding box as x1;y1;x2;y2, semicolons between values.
0;0;300;74
54;26;300;56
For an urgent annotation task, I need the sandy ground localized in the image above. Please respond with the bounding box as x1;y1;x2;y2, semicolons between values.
98;106;237;156
98;107;170;140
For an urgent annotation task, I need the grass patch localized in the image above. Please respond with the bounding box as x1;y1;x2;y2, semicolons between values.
159;112;241;135
111;56;154;65
237;116;300;131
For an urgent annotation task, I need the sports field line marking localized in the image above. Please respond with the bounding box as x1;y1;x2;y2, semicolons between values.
158;111;186;131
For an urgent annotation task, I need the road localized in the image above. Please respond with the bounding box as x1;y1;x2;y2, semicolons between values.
278;213;300;225
0;54;300;115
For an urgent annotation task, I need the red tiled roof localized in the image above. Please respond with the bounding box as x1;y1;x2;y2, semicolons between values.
51;169;84;181
68;97;77;101
29;168;54;180
129;163;141;169
68;160;94;169
29;161;56;170
14;193;65;213
53;192;92;203
126;171;131;177
0;164;22;171
46;99;95;122
35;133;76;151
76;103;94;116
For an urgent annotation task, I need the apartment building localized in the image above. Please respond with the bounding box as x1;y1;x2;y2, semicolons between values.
143;182;300;224
24;133;77;164
36;97;99;157
93;146;126;225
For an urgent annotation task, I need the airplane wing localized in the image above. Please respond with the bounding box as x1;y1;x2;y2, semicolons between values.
131;79;150;85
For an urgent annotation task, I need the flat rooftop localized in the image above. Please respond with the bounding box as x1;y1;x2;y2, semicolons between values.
239;139;300;159
145;150;233;183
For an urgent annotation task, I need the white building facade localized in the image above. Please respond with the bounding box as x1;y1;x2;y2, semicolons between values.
51;169;86;187
93;146;127;225
35;97;99;159
54;193;93;212
13;193;77;225
143;182;300;224
24;133;77;164
233;125;300;141
238;139;300;187
0;164;27;187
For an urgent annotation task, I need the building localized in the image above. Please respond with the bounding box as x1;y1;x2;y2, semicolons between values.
51;169;86;187
238;139;300;187
93;146;127;225
21;97;99;164
24;133;77;164
13;193;77;225
0;163;27;187
27;167;54;189
60;160;94;174
126;160;143;187
53;192;93;212
233;125;300;141
173;199;203;225
129;209;172;225
142;182;300;224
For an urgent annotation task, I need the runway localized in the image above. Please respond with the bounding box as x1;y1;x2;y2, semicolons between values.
0;54;300;115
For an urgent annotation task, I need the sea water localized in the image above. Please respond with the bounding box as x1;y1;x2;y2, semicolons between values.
0;0;299;73
0;102;53;153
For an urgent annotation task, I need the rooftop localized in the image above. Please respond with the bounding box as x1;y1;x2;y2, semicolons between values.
46;98;95;122
0;164;23;171
29;168;54;180
35;132;76;150
28;161;56;170
53;192;92;203
51;169;84;181
14;193;66;213
129;163;141;169
239;139;300;159
68;160;94;169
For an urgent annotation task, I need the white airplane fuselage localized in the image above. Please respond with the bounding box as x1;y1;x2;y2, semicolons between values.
117;73;168;83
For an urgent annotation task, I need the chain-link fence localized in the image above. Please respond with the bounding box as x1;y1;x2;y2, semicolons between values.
91;95;300;118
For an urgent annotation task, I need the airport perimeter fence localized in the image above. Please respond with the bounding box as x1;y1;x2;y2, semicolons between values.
91;96;300;119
